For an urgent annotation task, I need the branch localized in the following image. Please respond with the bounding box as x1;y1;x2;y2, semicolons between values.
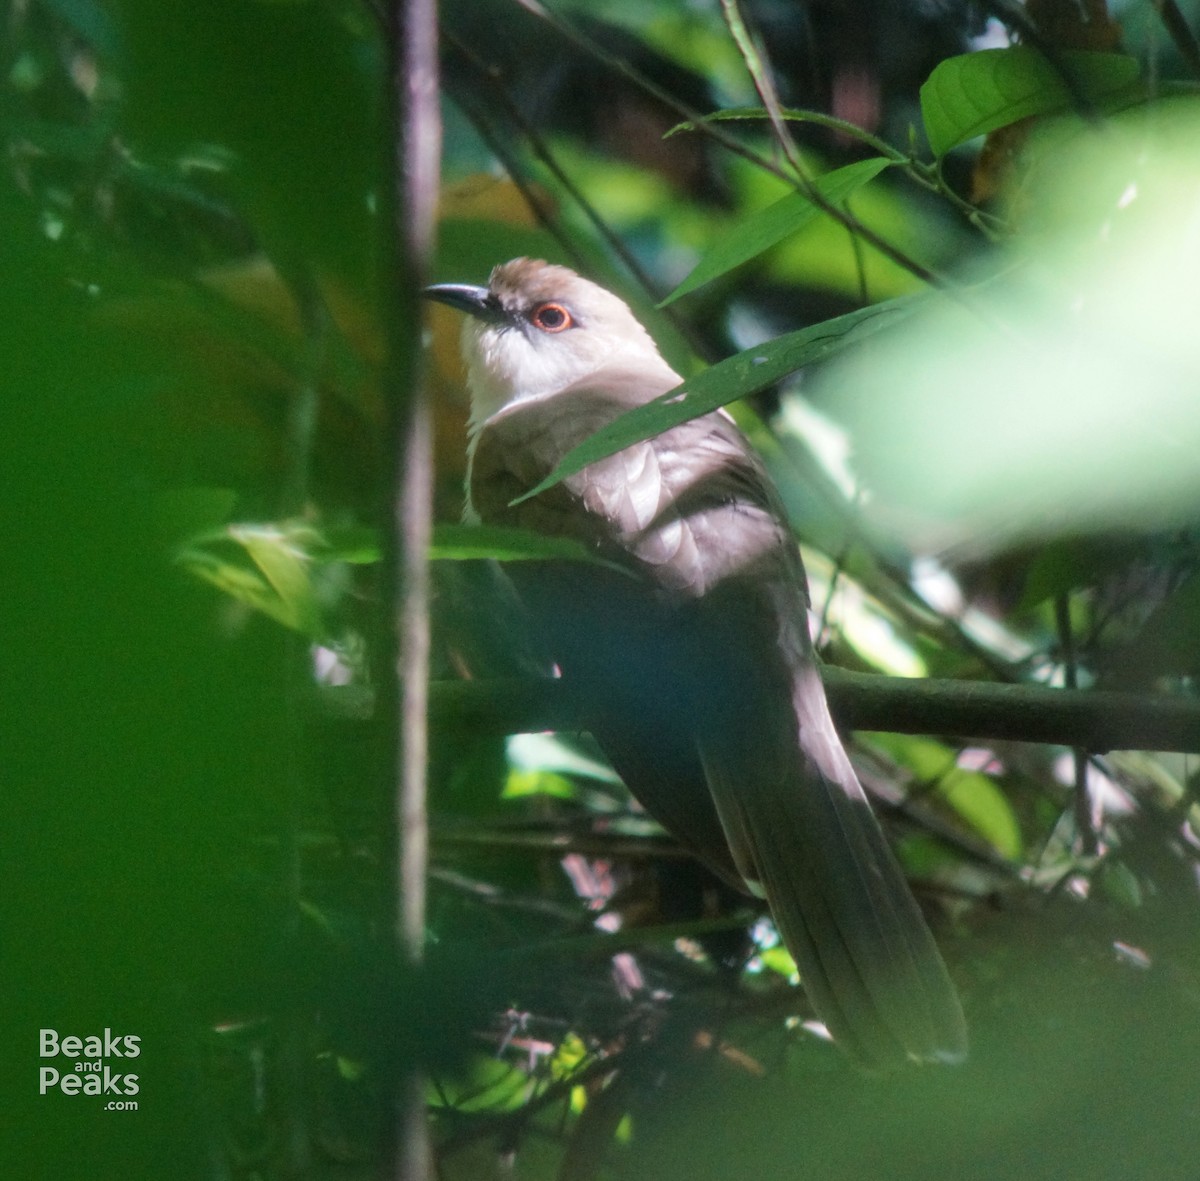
387;0;439;1175
429;670;1200;755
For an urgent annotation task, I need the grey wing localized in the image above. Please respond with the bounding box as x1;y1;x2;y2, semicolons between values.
468;374;748;884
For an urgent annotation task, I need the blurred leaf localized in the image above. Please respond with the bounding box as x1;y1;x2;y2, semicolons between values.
872;734;1022;858
935;764;1022;860
231;524;323;636
1105;572;1200;684
661;157;894;305
1017;540;1112;610
44;0;120;55
179;522;326;637
318;523;381;564
551;1032;589;1079
113;0;382;284
429;1054;530;1114
758;945;798;979
804;549;927;677
502;768;577;800
432;523;634;575
506;733;623;786
513;296;920;506
825;102;1200;554
1098;858;1143;909
920;48;1140;157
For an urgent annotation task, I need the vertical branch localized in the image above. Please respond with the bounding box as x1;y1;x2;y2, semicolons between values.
1055;593;1098;857
393;0;438;983
385;0;440;1176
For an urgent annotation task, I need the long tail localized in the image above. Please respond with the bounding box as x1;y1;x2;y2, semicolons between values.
699;605;967;1070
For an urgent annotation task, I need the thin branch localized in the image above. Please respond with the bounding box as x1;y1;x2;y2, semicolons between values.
508;0;954;294
440;38;591;271
387;0;440;1175
719;0;941;292
441;30;710;358
1056;593;1098;855
429;670;1200;755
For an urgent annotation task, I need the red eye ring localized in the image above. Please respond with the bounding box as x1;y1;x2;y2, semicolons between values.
530;302;573;333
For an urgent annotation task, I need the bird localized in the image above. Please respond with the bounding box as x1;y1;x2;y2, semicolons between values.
424;258;967;1069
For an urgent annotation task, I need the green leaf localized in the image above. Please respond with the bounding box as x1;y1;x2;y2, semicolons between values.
935;765;1022;860
229;524;323;637
178;522;325;637
758;946;799;979
431;523;634;576
179;548;312;635
872;734;1023;859
661;157;894;305
512;297;920;507
1098;859;1143;910
316;523;381;564
501;769;577;800
920;48;1141;157
429;1054;529;1114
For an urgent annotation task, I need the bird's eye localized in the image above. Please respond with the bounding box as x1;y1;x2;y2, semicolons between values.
530;302;573;333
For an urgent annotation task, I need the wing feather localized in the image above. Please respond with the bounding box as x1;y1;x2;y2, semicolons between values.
468;362;967;1067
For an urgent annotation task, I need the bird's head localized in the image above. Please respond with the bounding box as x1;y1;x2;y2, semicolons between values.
424;258;675;426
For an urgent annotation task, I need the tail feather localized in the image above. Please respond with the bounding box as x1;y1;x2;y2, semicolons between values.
700;642;967;1069
705;733;967;1068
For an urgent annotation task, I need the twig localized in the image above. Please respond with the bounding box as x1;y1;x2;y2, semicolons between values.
508;0;954;294
441;29;710;358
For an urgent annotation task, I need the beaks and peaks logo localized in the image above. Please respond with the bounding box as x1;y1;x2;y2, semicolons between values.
39;1029;140;1098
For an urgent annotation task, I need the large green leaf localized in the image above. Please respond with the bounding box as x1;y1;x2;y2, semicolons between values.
431;523;632;574
660;157;894;305
822;104;1200;552
920;48;1140;157
872;734;1023;859
512;296;920;506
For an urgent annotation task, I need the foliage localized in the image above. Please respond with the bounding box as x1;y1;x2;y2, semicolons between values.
6;1;1200;1179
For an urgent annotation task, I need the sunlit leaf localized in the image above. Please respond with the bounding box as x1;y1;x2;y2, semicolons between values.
229;523;323;637
179;548;305;633
825;104;1200;553
177;522;328;637
758;946;799;979
512;297;920;506
920;48;1140;157
872;734;1022;858
661;157;894;305
506;733;623;786
428;1054;530;1114
501;768;577;800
